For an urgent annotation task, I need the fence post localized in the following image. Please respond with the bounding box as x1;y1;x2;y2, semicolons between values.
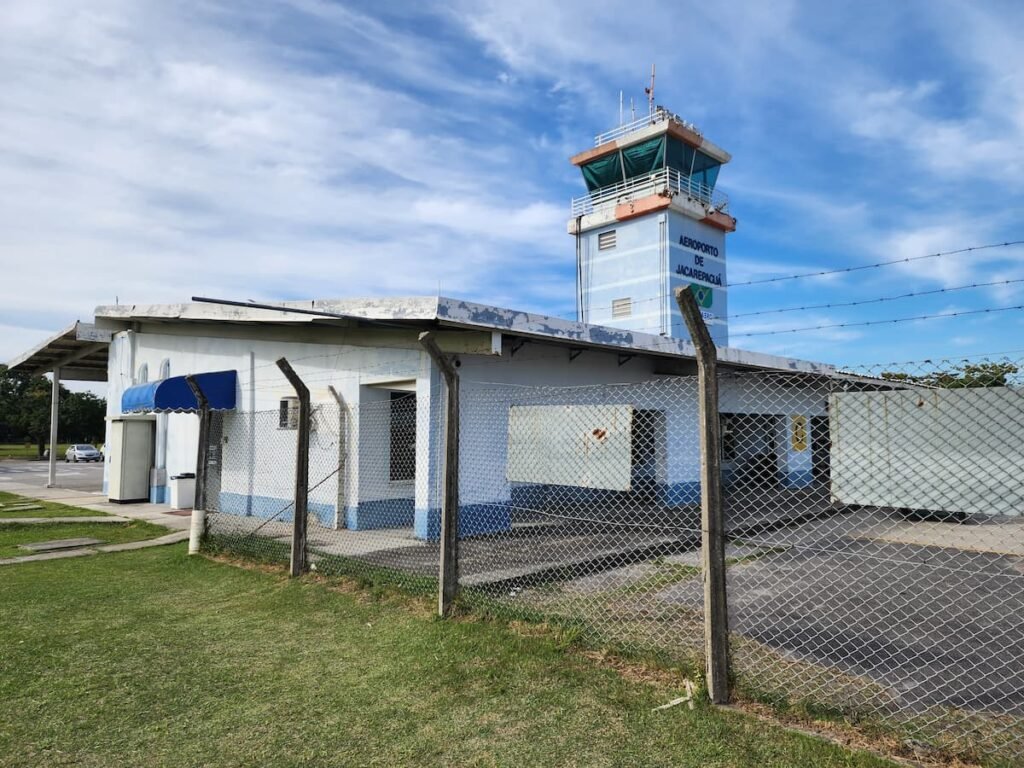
185;376;211;555
276;358;311;577
327;385;348;530
674;286;730;704
418;331;460;618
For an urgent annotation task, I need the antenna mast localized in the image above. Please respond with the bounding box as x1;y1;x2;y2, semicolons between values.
644;63;656;116
619;90;624;126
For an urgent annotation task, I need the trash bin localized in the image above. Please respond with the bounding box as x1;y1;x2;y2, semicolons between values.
169;473;196;510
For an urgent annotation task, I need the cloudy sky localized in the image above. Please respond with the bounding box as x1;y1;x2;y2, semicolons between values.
2;0;1023;373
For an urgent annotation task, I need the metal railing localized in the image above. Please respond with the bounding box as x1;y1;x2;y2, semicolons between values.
594;107;701;146
570;166;729;218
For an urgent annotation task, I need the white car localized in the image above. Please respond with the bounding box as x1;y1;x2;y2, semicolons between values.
65;444;102;463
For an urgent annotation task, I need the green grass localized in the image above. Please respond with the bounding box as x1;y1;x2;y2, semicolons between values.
0;491;110;519
0;520;169;558
0;443;71;460
0;546;895;767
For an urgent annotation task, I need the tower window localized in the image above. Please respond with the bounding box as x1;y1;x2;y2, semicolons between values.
611;298;632;319
598;230;617;250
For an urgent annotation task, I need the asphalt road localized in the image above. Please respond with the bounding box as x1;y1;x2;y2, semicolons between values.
0;460;105;493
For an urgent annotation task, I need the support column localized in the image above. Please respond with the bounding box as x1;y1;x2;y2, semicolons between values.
46;367;60;488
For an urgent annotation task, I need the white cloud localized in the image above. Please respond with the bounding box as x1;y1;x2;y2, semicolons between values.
0;0;573;362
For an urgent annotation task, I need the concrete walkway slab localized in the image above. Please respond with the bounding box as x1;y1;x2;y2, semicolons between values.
21;537;105;552
97;531;189;552
0;549;97;565
0;530;189;566
2;485;191;532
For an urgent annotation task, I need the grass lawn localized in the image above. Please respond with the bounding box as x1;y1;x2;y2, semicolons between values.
0;546;895;768
0;491;110;519
0;444;70;460
0;520;169;558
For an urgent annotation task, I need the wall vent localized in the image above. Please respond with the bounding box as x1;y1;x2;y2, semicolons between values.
611;297;632;319
597;230;617;250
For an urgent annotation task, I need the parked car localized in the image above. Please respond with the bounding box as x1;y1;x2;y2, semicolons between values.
65;444;102;463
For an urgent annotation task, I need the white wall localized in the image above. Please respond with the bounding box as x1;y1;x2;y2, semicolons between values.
830;387;1024;516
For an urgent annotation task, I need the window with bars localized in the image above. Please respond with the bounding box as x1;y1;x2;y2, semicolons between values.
279;397;299;429
389;392;416;482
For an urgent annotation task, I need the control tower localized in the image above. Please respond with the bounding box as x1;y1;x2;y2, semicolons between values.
569;107;735;345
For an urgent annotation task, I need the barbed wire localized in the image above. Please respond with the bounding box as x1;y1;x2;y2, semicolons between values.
733;304;1024;338
728;240;1024;287
730;277;1024;319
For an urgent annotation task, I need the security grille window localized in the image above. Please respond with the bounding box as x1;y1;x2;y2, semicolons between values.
278;397;299;430
597;230;617;250
611;297;632;319
390;392;416;482
720;413;736;461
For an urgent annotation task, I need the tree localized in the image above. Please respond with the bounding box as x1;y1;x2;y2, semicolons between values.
61;391;106;443
0;365;108;456
0;365;54;456
881;362;1019;389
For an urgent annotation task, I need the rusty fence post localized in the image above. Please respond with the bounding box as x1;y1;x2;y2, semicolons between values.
276;358;311;577
675;285;730;704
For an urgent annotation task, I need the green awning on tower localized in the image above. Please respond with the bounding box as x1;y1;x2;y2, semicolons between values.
581;152;623;191
621;136;666;178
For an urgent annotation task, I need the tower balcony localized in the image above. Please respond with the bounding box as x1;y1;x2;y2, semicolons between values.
570;166;729;218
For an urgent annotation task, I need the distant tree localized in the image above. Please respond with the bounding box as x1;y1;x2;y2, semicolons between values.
0;365;54;456
0;365;107;455
881;362;1019;389
61;392;107;444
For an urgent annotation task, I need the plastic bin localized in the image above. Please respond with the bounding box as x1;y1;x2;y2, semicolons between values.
169;473;196;510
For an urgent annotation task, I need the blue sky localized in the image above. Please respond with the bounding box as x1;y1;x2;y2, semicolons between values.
2;0;1023;374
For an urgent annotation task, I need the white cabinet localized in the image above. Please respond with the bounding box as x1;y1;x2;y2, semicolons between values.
108;419;154;503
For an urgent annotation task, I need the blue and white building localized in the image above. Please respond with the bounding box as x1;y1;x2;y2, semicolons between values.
8;108;839;540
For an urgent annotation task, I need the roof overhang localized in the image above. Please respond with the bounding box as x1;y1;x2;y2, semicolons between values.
6;322;111;381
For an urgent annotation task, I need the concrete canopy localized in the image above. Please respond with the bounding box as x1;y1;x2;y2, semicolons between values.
6;321;110;382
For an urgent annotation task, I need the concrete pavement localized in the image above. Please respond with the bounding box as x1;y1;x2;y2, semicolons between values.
0;460;190;531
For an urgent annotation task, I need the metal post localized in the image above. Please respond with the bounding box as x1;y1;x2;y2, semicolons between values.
418;331;460;617
276;358;310;577
675;286;729;704
327;385;348;530
185;376;211;556
185;376;211;510
46;367;60;487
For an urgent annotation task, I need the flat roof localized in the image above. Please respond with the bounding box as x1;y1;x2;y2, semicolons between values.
94;296;835;376
6;321;111;381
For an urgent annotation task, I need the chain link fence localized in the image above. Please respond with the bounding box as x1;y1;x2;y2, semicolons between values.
456;377;706;670
719;360;1024;761
204;396;441;594
200;356;1024;762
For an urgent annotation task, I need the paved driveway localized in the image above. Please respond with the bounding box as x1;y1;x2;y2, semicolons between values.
0;460;105;494
658;515;1024;716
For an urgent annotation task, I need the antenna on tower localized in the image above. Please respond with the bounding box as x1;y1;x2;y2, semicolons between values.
619;90;623;126
644;63;656;117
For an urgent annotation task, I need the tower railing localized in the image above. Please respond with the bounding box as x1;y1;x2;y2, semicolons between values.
570;167;728;218
594;107;700;146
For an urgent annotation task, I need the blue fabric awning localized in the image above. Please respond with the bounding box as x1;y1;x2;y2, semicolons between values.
121;370;238;414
